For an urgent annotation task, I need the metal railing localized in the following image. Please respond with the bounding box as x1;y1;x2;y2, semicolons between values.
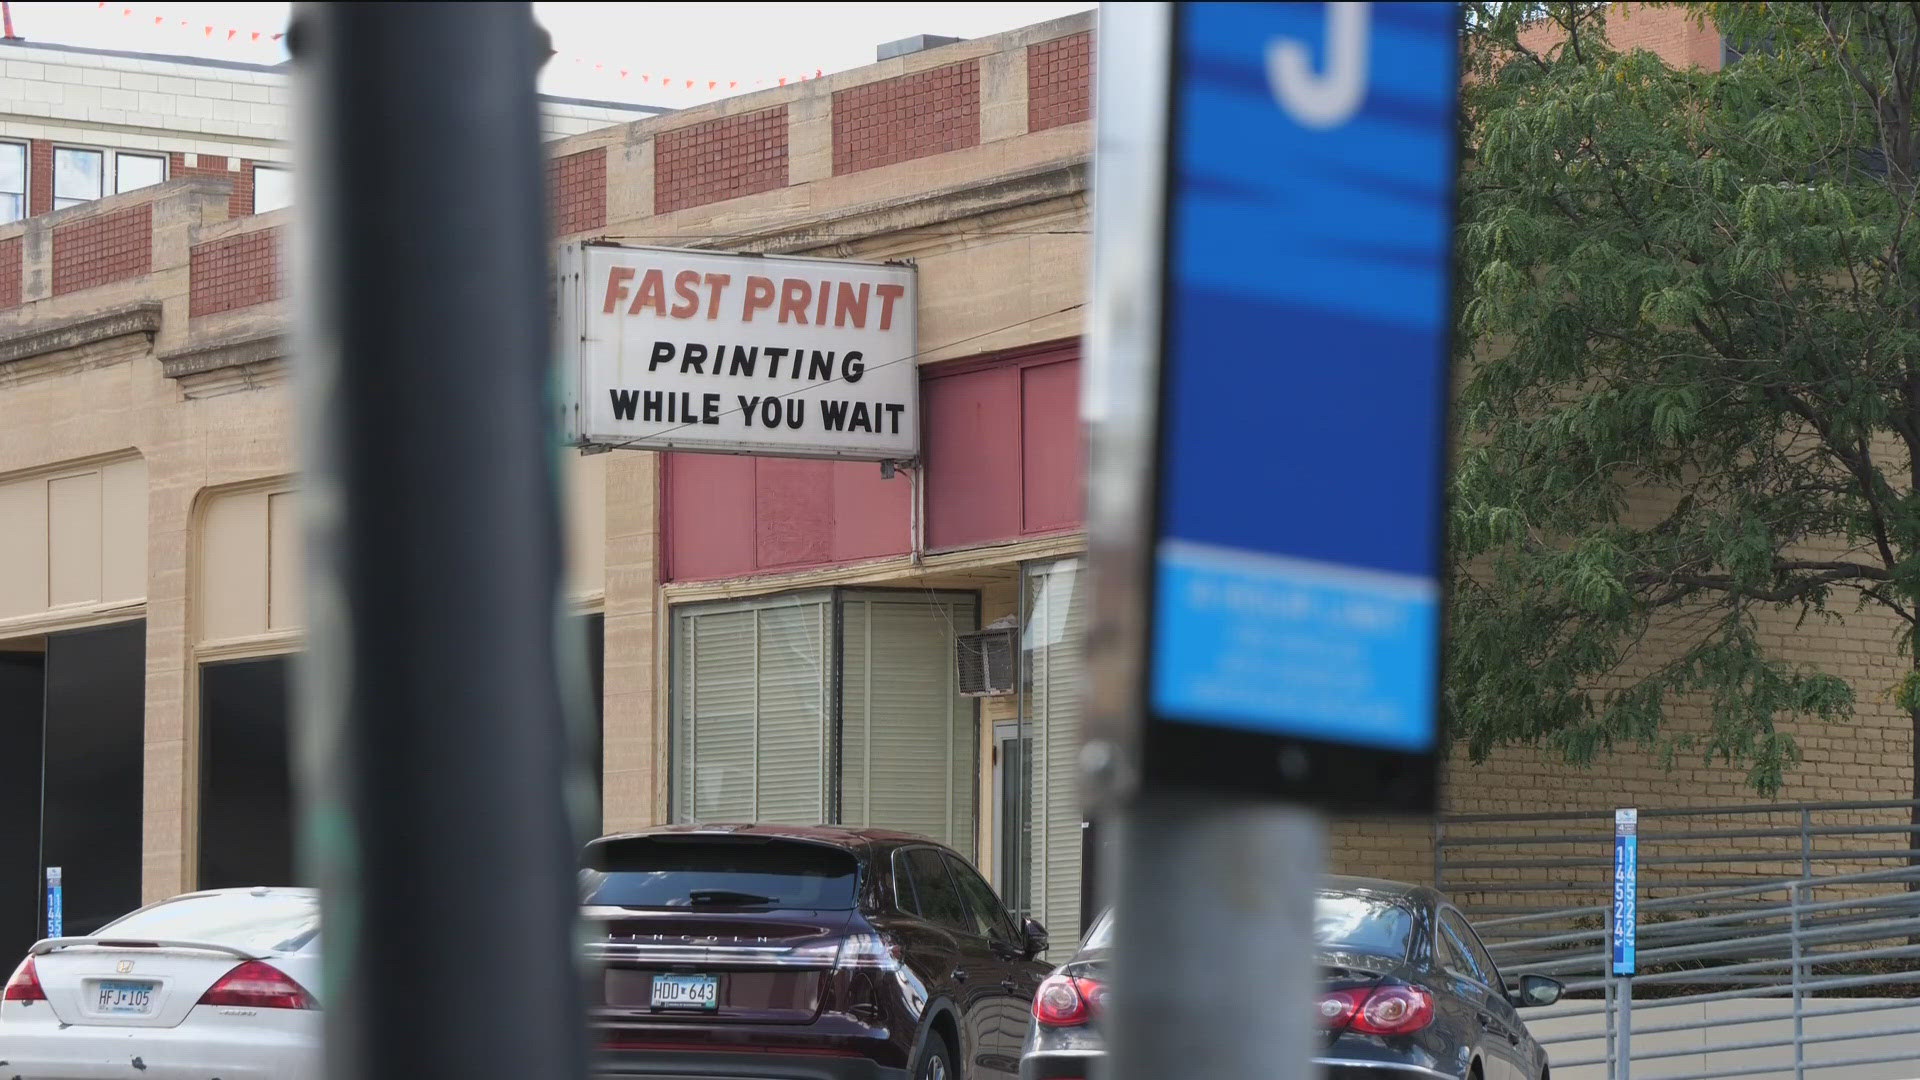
1441;802;1920;1080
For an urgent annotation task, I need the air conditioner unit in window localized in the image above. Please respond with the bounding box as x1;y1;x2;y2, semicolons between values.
955;627;1018;697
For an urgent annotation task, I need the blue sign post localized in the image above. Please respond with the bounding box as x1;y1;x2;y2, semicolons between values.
1613;808;1639;976
1614;808;1638;1077
1085;1;1458;812
45;866;61;940
1084;4;1462;1078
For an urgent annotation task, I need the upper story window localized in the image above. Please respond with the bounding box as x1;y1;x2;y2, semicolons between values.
54;147;167;211
253;165;292;214
0;142;24;224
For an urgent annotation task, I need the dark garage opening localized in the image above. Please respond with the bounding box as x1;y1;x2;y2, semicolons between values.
39;621;146;941
0;646;45;963
199;654;296;891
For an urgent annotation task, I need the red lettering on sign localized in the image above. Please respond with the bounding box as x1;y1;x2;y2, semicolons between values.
743;276;775;322
629;268;667;316
670;269;701;319
603;266;635;314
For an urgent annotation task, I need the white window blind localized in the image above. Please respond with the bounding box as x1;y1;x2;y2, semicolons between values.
1024;558;1087;955
839;592;976;851
671;589;976;850
672;594;829;825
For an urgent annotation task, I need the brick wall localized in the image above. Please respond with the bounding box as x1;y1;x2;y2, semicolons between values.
654;106;789;215
51;204;152;296
549;147;607;236
169;153;256;218
1517;2;1723;70
28;140;51;217
188;226;284;318
833;60;981;175
0;236;20;311
1028;31;1093;132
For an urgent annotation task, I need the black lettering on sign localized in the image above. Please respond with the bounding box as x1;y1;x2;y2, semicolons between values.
841;351;865;384
821;399;849;431
728;346;759;377
764;347;789;379
702;393;721;425
885;402;905;434
850;401;871;432
648;341;675;372
806;350;834;382
784;400;805;429
737;395;761;426
759;397;781;428
611;388;642;421
681;343;707;375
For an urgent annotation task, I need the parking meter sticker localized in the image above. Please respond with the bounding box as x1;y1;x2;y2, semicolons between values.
1152;540;1438;752
1613;818;1638;976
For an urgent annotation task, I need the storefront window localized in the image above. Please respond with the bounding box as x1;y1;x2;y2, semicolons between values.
1021;557;1087;953
670;589;977;853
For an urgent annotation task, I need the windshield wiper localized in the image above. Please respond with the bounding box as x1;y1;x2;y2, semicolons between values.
684;889;779;906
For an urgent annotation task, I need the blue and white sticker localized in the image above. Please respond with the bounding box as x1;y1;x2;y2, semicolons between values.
45;866;62;940
1612;809;1637;977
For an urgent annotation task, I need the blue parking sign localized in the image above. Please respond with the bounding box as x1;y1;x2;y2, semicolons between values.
1613;809;1638;976
1093;2;1457;810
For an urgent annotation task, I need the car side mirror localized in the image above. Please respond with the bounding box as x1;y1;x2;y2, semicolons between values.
1509;974;1562;1008
1021;917;1049;959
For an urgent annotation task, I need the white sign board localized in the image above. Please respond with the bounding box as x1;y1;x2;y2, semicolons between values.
557;242;919;460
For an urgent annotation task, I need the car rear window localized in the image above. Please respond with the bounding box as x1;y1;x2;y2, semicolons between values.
1315;891;1415;957
582;837;859;910
101;891;320;954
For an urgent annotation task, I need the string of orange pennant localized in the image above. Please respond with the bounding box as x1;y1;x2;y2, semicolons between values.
92;2;826;93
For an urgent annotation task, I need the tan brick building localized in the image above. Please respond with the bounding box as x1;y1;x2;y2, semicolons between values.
0;5;1902;968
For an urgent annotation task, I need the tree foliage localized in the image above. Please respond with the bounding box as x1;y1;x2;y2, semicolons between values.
1450;3;1920;794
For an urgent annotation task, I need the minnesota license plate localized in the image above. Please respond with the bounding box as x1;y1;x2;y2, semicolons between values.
93;980;156;1015
650;973;718;1010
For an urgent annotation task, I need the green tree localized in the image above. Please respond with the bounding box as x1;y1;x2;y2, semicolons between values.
1450;2;1920;808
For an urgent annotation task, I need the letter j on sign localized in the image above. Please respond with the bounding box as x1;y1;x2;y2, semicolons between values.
1082;3;1458;812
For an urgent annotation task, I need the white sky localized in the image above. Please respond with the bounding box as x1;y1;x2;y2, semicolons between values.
5;2;1096;108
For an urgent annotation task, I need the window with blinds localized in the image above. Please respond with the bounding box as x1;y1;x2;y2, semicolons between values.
670;589;977;854
1023;558;1087;957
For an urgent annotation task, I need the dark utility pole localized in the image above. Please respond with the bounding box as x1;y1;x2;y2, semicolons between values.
292;4;586;1078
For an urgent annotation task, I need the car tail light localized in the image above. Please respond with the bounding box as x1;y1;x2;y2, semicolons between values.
3;957;45;1002
1319;985;1433;1035
1033;972;1104;1027
794;933;901;971
834;933;902;971
198;960;317;1010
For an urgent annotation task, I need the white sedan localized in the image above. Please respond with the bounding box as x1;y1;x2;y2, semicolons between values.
0;887;321;1080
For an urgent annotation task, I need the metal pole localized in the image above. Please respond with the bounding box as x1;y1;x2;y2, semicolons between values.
1106;795;1322;1080
1801;808;1813;880
291;5;585;1079
1605;911;1617;1080
1791;882;1805;1080
1618;974;1633;1080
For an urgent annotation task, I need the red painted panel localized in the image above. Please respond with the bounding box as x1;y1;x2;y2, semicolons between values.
1021;359;1085;533
832;461;912;562
665;454;756;581
924;366;1022;550
755;458;834;569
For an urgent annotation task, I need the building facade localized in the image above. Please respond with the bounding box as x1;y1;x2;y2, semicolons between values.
1;5;1909;970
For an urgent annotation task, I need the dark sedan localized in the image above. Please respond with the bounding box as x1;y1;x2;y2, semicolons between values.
1020;876;1563;1080
583;825;1052;1080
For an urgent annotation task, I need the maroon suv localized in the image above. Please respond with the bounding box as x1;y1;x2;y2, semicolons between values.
584;824;1052;1080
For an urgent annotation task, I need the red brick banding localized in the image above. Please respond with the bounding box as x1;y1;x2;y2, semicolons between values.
52;205;152;296
0;236;21;311
169;152;259;218
833;60;980;175
189;227;285;318
654;106;789;215
1028;32;1093;132
548;147;607;236
28;140;52;217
